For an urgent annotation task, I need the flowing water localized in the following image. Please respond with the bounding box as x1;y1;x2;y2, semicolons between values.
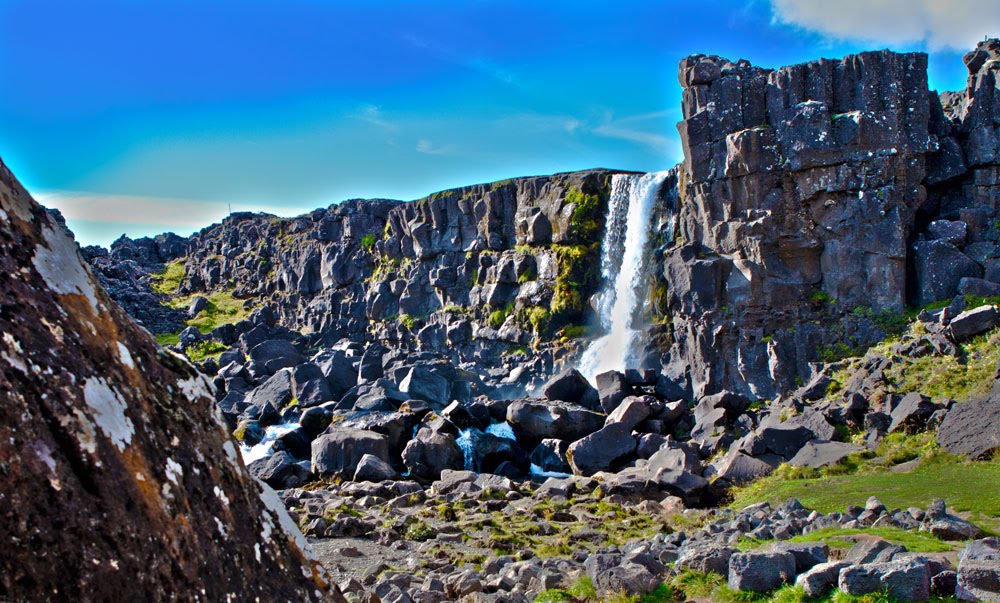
240;421;301;465
579;171;672;383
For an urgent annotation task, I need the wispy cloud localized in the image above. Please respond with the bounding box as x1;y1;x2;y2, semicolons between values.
770;0;1000;51
591;110;673;152
415;139;459;156
352;104;396;130
402;33;524;88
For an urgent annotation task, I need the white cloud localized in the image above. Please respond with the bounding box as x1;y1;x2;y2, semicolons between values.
415;139;459;156
770;0;1000;51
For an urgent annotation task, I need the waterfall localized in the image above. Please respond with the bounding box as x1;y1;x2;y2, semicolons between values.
579;171;671;383
456;428;477;471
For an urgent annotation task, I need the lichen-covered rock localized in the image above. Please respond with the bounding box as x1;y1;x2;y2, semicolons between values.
0;157;328;600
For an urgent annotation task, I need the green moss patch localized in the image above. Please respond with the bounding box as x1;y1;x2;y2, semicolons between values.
150;259;186;295
167;290;253;334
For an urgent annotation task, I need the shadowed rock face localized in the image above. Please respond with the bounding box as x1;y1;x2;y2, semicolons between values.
0;157;329;601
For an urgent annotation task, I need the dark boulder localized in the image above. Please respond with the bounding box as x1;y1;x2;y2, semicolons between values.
605;395;657;431
273;427;311;459
566;423;637;476
839;559;931;602
311;428;390;479
595;370;634;413
912;239;980;310
353;453;399;482
401;428;464;480
889;392;936;434
728;551;796;592
957;538;1000;602
249;339;303;375
398;366;451;408
788;440;863;468
937;397;1000;459
246;369;295;420
248;451;311;489
948;305;999;342
292;362;335;407
541;369;600;411
299;406;333;438
529;439;571;474
315;349;357;400
506;399;604;443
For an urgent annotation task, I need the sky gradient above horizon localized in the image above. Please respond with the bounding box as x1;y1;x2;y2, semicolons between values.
1;0;997;246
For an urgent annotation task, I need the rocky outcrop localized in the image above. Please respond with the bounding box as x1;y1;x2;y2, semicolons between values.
89;169;632;397
645;39;1000;400
0;157;329;600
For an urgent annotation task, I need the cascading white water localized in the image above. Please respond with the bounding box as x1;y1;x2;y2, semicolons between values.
240;421;301;465
579;171;671;383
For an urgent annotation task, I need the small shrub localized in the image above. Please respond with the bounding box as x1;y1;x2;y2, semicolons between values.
404;520;435;541
360;233;377;251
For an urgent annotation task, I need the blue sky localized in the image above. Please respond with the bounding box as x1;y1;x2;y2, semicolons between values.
0;0;995;246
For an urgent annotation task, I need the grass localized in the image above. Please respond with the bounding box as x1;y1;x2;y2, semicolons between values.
789;526;955;552
740;525;956;554
150;259;186;295
884;329;1000;402
155;332;180;346
185;339;228;362
729;455;1000;531
537;568;963;603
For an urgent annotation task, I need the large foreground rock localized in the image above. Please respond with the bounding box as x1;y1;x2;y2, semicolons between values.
0;159;328;600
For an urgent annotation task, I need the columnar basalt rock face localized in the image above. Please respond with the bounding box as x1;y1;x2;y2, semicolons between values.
90;169;625;394
649;43;1000;400
0;157;328;601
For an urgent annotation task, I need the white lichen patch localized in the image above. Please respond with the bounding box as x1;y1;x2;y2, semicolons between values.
177;374;212;401
165;457;183;484
116;342;135;369
255;478;315;560
214;517;228;538
31;223;101;314
222;440;243;474
213;485;230;507
82;377;134;451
